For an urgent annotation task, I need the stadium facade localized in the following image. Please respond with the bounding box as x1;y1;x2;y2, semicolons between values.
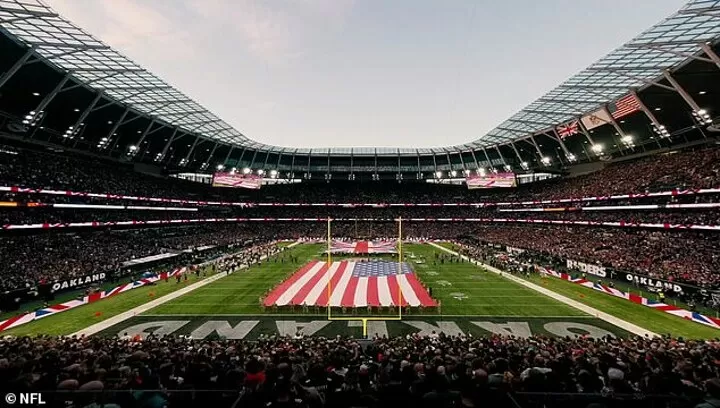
0;0;719;181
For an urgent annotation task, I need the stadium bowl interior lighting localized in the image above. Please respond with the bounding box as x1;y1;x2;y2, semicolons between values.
591;144;604;153
242;168;251;174
450;170;457;177
621;135;634;143
216;164;224;170
435;171;443;178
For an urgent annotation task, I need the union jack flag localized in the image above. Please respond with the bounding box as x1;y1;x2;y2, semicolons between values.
329;240;397;254
556;120;579;139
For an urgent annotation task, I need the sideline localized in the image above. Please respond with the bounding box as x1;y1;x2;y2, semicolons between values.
72;241;301;337
427;242;658;338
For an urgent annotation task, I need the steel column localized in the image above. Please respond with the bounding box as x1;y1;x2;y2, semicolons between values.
509;142;524;164
33;73;71;115
700;43;720;71
494;146;508;166
158;128;181;160
182;135;202;165
70;92;103;147
0;47;34;90
481;147;493;168
662;70;702;111
631;89;666;134
106;108;131;151
223;146;235;167
550;129;572;157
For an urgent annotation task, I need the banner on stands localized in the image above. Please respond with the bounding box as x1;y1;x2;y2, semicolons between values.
466;173;517;189
623;272;684;293
51;273;107;291
212;172;263;189
566;259;607;278
506;246;526;255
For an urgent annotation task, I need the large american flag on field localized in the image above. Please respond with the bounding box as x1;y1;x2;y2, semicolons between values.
263;260;436;307
329;240;397;254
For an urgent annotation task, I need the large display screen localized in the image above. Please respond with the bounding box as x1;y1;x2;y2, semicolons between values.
212;172;263;189
466;173;517;189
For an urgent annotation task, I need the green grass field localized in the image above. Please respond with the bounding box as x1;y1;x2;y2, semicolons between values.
4;242;719;340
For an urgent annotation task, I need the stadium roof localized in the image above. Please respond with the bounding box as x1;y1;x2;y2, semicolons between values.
0;0;719;155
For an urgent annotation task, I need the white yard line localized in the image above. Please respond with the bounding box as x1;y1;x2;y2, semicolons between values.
72;241;301;337
427;242;658;338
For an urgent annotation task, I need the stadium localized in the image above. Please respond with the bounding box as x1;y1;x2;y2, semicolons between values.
0;0;720;406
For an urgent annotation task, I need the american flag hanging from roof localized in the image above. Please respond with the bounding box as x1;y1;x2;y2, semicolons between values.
611;94;641;119
556;120;579;139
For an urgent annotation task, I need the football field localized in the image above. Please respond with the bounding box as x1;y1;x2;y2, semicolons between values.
95;243;627;339
4;242;719;339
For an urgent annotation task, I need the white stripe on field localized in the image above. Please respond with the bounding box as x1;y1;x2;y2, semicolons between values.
276;261;326;306
377;276;392;306
303;261;343;306
329;262;355;307
354;277;368;307
397;274;421;307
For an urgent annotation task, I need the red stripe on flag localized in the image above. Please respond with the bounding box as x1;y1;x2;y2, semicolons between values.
290;263;330;306
355;241;369;253
315;262;348;307
405;274;436;306
264;261;319;306
0;315;25;332
341;278;360;307
367;277;380;306
611;94;641;119
387;275;407;306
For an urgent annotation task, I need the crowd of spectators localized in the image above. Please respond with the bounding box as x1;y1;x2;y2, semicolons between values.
0;224;266;292
1;331;720;408
1;144;718;204
464;225;720;288
3;205;720;227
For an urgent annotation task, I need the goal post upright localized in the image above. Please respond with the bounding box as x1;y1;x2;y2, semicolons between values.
326;217;403;339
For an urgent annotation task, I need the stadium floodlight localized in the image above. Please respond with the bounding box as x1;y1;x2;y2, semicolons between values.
463;169;470;175
216;164;225;170
230;167;237;173
653;124;669;137
521;161;529;170
503;165;512;172
693;109;712;125
591;144;604;153
566;153;576;162
478;167;486;176
242;167;251;174
621;135;633;144
128;145;138;151
435;171;443;178
450;170;457;177
257;169;265;176
541;157;551;165
270;169;278;178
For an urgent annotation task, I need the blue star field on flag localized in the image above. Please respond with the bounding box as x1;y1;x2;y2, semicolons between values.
351;260;413;277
